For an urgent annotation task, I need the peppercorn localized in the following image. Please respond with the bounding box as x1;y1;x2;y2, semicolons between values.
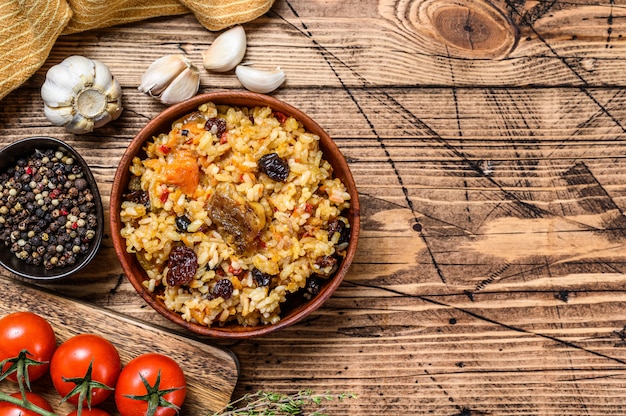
75;178;88;191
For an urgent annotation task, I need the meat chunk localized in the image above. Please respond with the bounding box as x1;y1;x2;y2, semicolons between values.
207;183;266;254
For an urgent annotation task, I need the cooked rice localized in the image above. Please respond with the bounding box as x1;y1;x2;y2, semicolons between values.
120;102;351;327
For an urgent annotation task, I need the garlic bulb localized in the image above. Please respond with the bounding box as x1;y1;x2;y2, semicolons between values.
41;55;123;134
138;55;200;105
202;25;247;72
235;65;286;94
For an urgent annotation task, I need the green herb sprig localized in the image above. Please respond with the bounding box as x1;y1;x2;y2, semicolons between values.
211;390;357;416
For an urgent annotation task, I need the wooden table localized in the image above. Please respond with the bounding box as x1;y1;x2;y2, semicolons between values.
2;0;626;414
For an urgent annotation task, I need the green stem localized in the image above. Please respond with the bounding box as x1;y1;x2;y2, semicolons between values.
211;390;357;416
0;392;58;416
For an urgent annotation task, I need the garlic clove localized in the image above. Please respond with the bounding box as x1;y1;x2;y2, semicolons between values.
58;55;97;94
202;25;247;72
65;114;94;135
139;55;188;96
43;104;74;126
93;101;123;128
235;65;286;94
41;77;74;107
141;56;183;94
158;67;200;105
138;55;199;104
93;60;123;123
92;60;115;92
105;102;123;123
104;80;123;106
93;113;111;129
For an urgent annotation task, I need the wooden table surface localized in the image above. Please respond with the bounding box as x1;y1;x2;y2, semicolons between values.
2;0;626;414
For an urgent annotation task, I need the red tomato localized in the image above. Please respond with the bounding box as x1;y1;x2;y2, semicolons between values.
50;334;121;407
0;392;53;416
115;353;186;416
67;409;111;416
0;311;56;383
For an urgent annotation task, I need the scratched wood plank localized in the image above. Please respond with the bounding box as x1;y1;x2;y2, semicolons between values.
2;93;623;414
3;84;626;413
14;1;626;91
2;0;626;414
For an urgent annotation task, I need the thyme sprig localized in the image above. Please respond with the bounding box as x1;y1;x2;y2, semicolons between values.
211;390;357;416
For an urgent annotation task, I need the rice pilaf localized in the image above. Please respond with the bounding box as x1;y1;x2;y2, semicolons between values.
119;102;351;327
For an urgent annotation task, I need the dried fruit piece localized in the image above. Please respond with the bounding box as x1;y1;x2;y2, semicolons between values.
328;218;350;245
258;153;289;182
306;275;321;296
212;278;234;299
251;268;272;287
314;255;338;277
163;150;200;196
175;215;192;232
123;190;150;207
205;117;227;138
166;246;197;286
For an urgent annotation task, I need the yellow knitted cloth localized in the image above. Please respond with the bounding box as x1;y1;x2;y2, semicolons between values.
0;0;274;100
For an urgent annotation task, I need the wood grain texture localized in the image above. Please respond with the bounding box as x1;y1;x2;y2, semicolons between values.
0;276;239;414
1;0;626;414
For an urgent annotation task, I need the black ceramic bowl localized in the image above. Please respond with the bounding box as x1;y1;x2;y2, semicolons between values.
0;137;104;280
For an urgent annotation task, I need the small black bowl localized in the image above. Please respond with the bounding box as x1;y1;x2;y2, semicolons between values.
0;137;104;280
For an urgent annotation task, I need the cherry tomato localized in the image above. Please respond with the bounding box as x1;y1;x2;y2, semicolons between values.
67;409;111;416
115;353;186;416
0;392;53;416
0;311;56;383
50;334;121;407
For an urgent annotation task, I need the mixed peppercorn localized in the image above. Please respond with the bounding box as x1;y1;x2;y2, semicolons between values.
0;148;99;270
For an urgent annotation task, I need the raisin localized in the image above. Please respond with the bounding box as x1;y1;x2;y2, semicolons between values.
166;246;197;287
274;111;288;123
123;190;150;207
251;268;272;287
315;255;337;269
175;215;192;232
314;255;338;277
205;117;227;137
328;219;350;244
212;278;234;300
258;153;290;182
306;275;321;296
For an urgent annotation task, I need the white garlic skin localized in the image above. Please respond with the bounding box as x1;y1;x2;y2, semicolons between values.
235;65;286;94
138;55;200;105
41;55;123;134
202;25;247;72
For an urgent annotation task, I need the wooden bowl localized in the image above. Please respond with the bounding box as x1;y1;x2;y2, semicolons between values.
110;92;360;338
0;136;104;280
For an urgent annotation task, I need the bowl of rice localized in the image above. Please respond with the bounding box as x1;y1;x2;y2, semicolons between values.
110;92;359;338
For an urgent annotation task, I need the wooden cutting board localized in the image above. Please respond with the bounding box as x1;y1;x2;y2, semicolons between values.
0;275;239;415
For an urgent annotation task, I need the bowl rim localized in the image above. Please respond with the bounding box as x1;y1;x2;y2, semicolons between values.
0;136;104;280
110;91;360;338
